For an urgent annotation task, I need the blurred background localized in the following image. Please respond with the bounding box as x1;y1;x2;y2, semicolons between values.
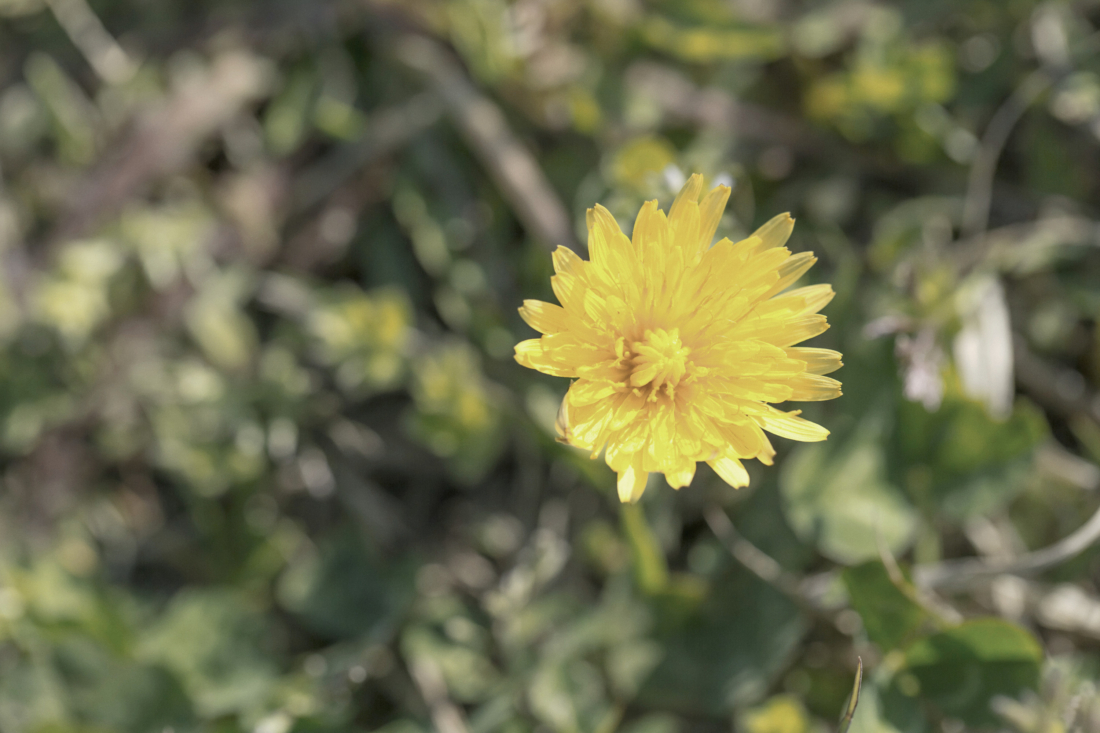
2;0;1100;731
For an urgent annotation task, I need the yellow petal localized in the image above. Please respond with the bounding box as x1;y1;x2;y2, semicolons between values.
731;313;829;347
668;176;703;255
757;407;829;442
708;456;750;488
788;373;843;401
552;245;585;275
519;300;570;334
570;396;618;448
583;290;631;333
752;212;795;250
632;201;671;277
617;458;648;503
568;379;620;406
606;391;646;432
588;205;639;297
781;283;835;315
555;398;571;443
586;206;617;271
728;234;765;260
515;338;575;377
697;184;731;253
756;431;776;465
664;461;696;489
631;200;665;249
540;334;613;372
669;173;705;212
786;347;843;375
713;418;766;457
765;252;816;296
725;247;788;292
670;200;700;258
713;376;793;403
551;272;586;315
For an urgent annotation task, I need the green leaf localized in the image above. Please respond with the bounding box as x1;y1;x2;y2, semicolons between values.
640;565;807;714
403;625;503;704
732;470;817;574
137;589;278;718
402;594;502;705
277;528;416;640
845;673;927;733
837;659;863;733
52;637;195;733
619;713;680;733
781;417;918;564
842;562;929;651
898;395;1048;520
528;657;618;733
898;619;1042;727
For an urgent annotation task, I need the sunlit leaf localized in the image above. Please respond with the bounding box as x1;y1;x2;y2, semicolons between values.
842;562;929;651
781;416;918;564
897;619;1042;727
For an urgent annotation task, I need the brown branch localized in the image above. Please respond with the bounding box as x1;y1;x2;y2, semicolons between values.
408;656;470;733
1013;335;1100;426
393;36;580;254
950;214;1100;272
703;504;804;598
624;61;837;158
45;0;138;84
622;60;921;184
914;498;1100;591
704;504;851;626
289;93;443;216
50;49;273;245
959;70;1052;239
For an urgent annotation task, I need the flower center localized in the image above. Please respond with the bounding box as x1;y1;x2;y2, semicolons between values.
629;328;691;398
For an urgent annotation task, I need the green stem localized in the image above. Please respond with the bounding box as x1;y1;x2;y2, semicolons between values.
620;502;668;594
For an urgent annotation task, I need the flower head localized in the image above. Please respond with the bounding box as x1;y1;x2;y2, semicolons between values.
515;174;842;502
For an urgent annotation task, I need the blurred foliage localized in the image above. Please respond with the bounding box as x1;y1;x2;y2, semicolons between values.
1;0;1100;731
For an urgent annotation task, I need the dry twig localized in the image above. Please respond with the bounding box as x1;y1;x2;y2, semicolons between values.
960;70;1052;240
45;0;138;84
52;50;272;244
704;504;801;594
704;504;841;620
624;62;839;159
914;499;1100;591
290;93;443;216
394;36;579;253
408;656;470;733
1013;336;1100;426
707;496;1100;623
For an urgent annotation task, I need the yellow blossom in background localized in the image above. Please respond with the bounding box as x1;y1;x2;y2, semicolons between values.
515;174;842;502
407;342;505;484
307;287;411;391
741;695;812;733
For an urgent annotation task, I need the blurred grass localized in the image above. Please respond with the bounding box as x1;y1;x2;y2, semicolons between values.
0;0;1099;731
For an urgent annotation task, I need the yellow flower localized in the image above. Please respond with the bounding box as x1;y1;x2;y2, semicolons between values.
515;174;842;502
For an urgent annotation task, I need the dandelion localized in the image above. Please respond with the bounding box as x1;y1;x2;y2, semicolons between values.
515;174;842;502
